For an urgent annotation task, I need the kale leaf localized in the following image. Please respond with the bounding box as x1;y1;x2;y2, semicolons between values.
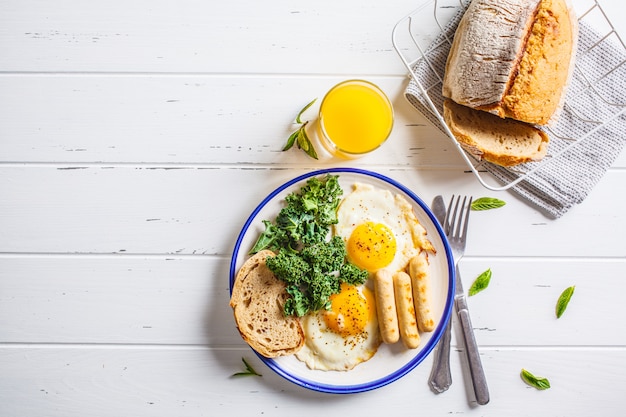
250;175;368;317
250;174;342;254
265;237;368;316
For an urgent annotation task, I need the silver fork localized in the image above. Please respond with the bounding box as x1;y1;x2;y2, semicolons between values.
429;195;489;405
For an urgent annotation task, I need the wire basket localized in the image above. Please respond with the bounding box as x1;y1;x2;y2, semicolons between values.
392;0;626;191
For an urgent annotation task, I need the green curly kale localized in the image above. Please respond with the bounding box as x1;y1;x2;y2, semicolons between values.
249;174;367;317
266;237;368;317
250;174;342;254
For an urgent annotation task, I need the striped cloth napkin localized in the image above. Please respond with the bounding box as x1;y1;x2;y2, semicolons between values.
404;4;626;218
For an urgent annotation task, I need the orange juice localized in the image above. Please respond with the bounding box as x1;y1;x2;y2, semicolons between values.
318;80;393;158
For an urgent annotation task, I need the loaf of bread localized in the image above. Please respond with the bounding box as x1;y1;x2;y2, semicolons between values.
230;250;304;358
443;0;577;125
443;99;549;166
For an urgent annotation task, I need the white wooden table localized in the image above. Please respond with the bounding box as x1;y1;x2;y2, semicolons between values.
1;0;625;415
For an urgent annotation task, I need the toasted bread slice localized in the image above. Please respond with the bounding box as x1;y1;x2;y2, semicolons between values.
230;250;304;358
443;99;549;167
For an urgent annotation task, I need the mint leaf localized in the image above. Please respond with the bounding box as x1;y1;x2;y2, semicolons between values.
296;122;318;159
471;197;506;211
284;99;318;159
521;368;550;390
556;285;575;318
468;268;492;296
282;130;299;151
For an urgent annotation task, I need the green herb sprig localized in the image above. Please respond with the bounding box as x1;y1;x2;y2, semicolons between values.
556;285;575;318
471;197;506;211
520;368;550;390
283;98;318;159
232;357;262;377
468;268;492;296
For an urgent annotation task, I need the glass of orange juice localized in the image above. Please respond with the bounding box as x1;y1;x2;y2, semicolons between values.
317;80;394;159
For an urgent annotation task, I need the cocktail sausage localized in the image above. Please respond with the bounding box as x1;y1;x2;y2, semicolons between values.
373;269;399;344
393;271;420;349
409;252;436;332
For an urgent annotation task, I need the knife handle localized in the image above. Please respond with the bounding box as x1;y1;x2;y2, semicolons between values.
428;318;452;393
456;295;490;405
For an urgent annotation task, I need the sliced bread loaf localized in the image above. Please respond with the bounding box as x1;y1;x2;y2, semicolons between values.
442;0;576;125
443;99;549;167
230;250;304;358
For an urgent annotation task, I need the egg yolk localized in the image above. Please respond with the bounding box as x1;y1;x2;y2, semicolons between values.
347;221;396;271
323;283;374;337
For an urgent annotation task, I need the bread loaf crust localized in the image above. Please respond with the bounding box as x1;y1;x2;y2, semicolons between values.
443;0;576;125
501;0;576;124
230;250;304;358
443;0;541;109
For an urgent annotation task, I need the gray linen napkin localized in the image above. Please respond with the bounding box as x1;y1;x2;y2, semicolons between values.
404;3;626;218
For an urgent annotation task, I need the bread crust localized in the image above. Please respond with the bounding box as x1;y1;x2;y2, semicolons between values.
443;0;541;109
500;0;576;124
443;0;576;125
230;250;304;358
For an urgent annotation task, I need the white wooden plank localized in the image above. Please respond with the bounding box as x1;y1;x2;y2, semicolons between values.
2;74;624;168
0;75;465;167
0;0;417;74
0;346;623;416
1;166;625;256
0;256;240;345
1;256;624;346
2;0;623;75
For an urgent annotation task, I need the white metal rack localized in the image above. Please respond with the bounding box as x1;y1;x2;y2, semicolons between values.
392;0;626;191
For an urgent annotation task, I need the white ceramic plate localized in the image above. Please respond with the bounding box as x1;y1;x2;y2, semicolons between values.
229;168;455;394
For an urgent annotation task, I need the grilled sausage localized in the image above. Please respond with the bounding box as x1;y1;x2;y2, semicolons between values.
393;271;420;349
373;269;399;344
409;252;436;332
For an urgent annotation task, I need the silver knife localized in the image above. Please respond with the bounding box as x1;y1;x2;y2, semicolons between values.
428;196;453;392
429;195;490;405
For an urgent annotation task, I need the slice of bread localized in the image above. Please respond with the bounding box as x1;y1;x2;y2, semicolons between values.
443;99;549;167
230;250;304;358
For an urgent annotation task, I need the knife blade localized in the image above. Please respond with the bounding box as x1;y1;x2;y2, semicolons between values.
432;195;447;226
428;195;452;393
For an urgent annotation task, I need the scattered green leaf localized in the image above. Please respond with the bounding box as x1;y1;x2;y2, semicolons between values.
468;268;492;296
283;98;318;159
471;197;506;211
232;357;262;377
556;285;575;318
520;368;550;390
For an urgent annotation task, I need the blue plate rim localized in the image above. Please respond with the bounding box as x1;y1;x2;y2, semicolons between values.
228;167;455;394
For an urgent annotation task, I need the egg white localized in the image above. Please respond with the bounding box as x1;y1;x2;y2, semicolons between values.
295;284;381;371
334;182;429;275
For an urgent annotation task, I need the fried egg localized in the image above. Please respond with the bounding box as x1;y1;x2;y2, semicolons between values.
334;182;433;275
295;283;381;371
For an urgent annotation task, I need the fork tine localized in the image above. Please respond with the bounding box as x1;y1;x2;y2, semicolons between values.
461;196;473;241
444;195;458;236
453;196;466;239
444;195;473;240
